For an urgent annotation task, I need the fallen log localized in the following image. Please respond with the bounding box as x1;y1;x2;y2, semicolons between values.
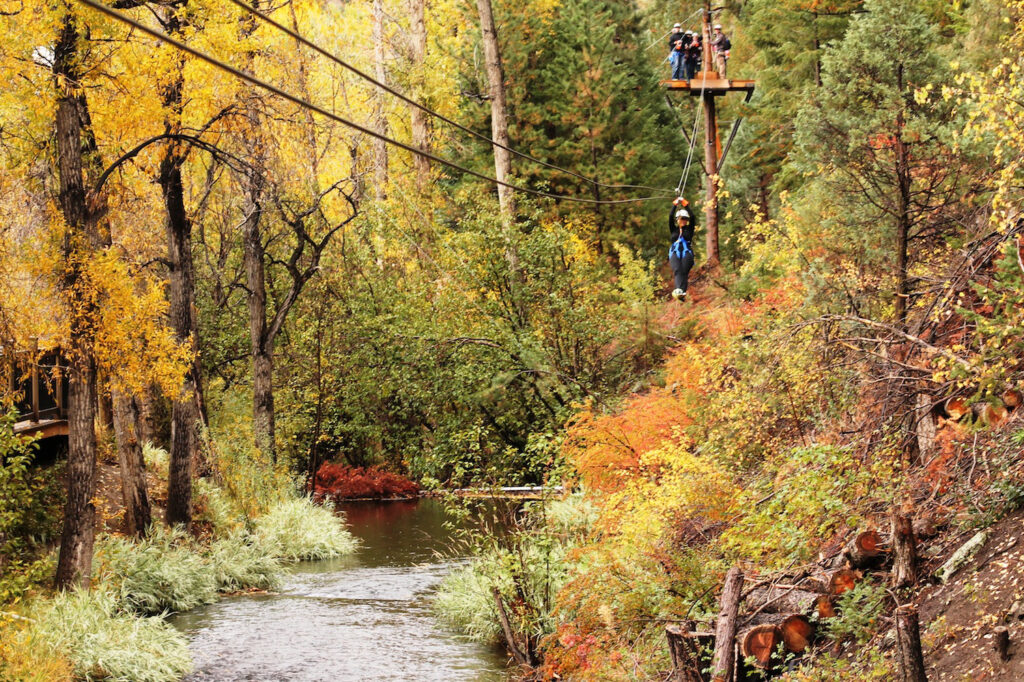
780;614;814;654
944;396;969;421
739;624;781;669
744;585;823;615
710;566;744;682
845;530;885;568
1004;388;1022;411
973;401;1009;428
828;568;859;596
935;530;989;583
816;594;837;619
665;624;704;682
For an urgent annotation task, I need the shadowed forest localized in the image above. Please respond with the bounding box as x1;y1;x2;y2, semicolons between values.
2;0;1024;679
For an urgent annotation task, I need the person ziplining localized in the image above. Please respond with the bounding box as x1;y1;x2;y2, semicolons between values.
668;197;696;301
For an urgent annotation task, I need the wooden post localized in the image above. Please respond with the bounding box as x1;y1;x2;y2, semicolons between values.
895;605;928;682
701;1;720;267
891;512;918;588
710;566;744;682
30;337;39;423
55;354;64;419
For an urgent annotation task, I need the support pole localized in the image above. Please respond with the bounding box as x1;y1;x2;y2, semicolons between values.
30;337;40;423
703;92;720;267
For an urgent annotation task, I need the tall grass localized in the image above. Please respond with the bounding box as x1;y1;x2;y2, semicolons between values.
207;532;282;592
254;497;358;561
94;526;218;615
30;589;192;682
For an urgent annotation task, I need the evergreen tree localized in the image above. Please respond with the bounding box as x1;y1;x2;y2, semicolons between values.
792;0;973;322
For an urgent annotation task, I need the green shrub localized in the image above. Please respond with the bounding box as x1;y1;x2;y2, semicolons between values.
824;581;888;644
30;589;192;682
93;526;218;615
207;532;281;592
254;497;358;561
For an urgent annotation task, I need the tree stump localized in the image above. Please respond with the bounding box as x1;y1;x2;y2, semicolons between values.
891;512;918;588
845;530;884;568
895;605;928;682
665;624;704;682
993;626;1010;662
710;566;744;682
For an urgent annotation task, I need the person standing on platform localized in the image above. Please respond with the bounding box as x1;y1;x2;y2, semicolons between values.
683;30;701;80
711;24;730;78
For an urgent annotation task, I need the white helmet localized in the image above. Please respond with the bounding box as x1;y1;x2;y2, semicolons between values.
675;209;690;219
673;23;681;28
713;23;723;29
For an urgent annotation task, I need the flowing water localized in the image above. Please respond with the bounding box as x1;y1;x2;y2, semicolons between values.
173;499;509;681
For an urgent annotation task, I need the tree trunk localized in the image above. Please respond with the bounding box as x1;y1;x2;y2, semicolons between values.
53;13;100;589
665;624;704;682
111;389;151;537
895;605;928;682
710;566;744;682
409;0;430;188
891;512;918;589
161;7;208;527
894;62;911;326
915;393;936;462
242;176;275;462
475;0;515;219
372;0;389;199
492;587;532;667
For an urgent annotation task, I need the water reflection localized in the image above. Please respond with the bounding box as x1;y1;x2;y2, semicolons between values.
173;499;508;681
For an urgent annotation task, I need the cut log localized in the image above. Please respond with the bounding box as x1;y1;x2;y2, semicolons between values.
1003;388;1022;411
665;624;704;682
993;626;1010;662
744;586;823;615
780;614;814;654
845;530;885;568
944;396;969;421
895;605;928;682
710;566;744;682
827;568;859;596
816;594;837;619
978;401;1009;428
739;624;781;669
891;512;918;588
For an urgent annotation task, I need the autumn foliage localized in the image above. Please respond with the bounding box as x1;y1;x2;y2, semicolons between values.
313;463;420;500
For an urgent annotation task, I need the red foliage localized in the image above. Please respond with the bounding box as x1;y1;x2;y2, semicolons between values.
314;462;420;500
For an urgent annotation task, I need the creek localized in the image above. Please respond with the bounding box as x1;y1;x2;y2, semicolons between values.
173;499;509;681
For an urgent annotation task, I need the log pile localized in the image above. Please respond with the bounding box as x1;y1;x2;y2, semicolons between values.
666;518;930;681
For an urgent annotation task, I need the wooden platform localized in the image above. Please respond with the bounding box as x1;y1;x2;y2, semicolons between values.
663;74;755;100
14;418;69;440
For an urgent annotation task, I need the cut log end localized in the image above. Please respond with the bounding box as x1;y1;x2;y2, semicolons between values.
846;530;884;568
740;624;781;669
829;569;859;596
816;594;837;619
945;396;969;421
1003;388;1022;411
780;614;814;654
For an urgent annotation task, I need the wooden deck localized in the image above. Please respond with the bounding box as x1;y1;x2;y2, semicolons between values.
663;74;756;100
14;418;69;439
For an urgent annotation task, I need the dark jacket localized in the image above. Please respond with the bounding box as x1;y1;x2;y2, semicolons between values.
684;35;702;60
669;203;695;245
668;31;685;50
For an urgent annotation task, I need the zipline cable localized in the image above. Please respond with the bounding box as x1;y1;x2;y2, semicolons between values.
226;0;672;196
674;76;706;198
75;0;670;206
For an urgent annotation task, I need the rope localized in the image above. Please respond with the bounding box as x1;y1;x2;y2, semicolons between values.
75;0;670;206
674;77;706;198
226;0;671;196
